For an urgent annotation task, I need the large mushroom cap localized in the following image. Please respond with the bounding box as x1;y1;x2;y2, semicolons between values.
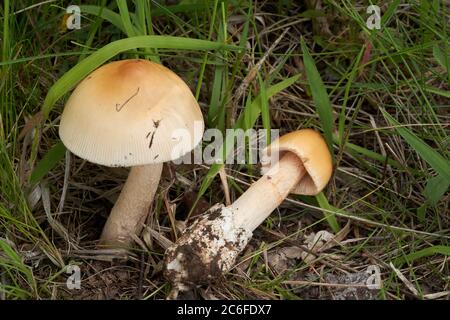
59;59;204;167
261;129;333;195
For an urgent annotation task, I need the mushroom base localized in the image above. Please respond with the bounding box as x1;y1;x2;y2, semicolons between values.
164;204;252;289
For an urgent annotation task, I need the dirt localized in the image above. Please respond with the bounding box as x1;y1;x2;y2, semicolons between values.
59;260;141;300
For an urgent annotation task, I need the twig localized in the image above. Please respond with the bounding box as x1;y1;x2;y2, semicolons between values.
144;226;174;250
137;252;145;300
57;149;71;213
389;262;419;297
283;280;370;288
41;183;79;249
219;166;231;206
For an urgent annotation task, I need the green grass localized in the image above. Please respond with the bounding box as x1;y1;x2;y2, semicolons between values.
0;0;449;300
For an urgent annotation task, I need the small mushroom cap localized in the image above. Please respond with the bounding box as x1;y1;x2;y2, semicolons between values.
59;59;204;167
261;129;333;195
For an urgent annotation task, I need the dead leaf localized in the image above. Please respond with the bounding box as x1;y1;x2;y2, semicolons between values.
18;111;43;141
301;222;351;263
267;246;302;274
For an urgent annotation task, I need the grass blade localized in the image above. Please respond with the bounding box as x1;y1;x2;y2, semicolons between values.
394;245;450;266
235;75;300;128
315;191;340;233
381;0;402;26
300;38;334;156
423;174;449;206
0;239;37;298
116;0;136;37
29;142;66;185
152;2;210;16
258;72;271;144
42;35;240;118
382;110;450;182
78;1;107;62
432;44;449;73
79;5;130;34
207;61;225;128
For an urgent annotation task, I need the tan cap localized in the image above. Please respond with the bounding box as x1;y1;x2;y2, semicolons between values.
261;129;333;195
59;59;204;167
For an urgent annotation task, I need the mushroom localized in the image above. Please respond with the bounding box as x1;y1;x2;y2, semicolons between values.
164;129;332;291
59;59;204;247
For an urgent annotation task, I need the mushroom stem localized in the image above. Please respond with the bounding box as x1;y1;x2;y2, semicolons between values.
231;152;305;231
164;152;306;287
100;163;163;247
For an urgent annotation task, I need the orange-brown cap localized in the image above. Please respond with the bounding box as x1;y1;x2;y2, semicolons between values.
59;59;204;167
261;129;333;195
